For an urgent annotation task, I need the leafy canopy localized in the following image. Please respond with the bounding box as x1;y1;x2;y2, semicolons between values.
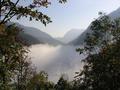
76;14;120;90
0;0;67;26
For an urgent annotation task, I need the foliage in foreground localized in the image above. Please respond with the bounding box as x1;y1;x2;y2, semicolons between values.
76;14;120;90
0;0;67;26
0;24;33;90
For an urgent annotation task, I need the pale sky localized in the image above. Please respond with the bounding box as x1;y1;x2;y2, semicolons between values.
13;0;120;37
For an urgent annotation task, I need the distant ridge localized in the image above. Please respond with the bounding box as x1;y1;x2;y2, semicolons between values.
70;7;120;45
56;29;82;44
16;24;63;46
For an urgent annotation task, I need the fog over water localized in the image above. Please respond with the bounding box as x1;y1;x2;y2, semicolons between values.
29;44;85;82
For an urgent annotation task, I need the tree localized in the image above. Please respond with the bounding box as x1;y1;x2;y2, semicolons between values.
0;0;67;89
14;59;36;90
0;25;34;90
0;0;67;26
27;71;55;90
0;24;29;90
55;75;70;90
76;14;120;90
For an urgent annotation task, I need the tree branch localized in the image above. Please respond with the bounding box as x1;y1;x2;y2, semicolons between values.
0;0;20;25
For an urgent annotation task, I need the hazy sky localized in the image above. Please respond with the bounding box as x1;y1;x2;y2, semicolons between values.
13;0;120;37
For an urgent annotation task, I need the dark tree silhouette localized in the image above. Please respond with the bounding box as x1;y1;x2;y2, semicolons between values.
76;14;120;90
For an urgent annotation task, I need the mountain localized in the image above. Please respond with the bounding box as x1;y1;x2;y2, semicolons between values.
56;29;82;44
70;7;120;45
109;7;120;18
17;24;62;46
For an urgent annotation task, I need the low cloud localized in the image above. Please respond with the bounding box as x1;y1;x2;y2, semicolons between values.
29;44;85;82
